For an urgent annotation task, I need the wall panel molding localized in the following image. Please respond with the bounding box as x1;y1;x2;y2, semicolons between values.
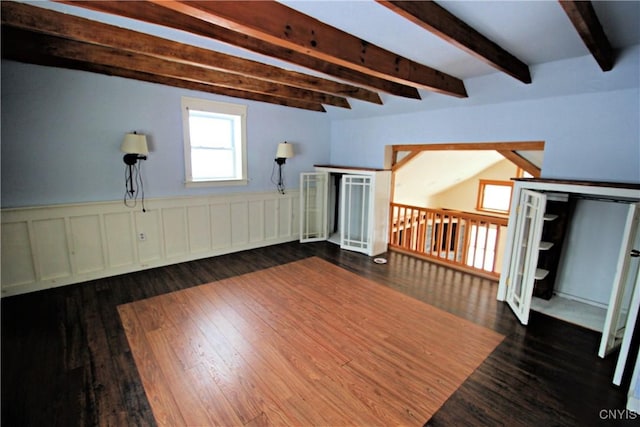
1;191;300;297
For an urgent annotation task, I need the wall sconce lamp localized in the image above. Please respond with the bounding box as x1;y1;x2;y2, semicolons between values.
121;131;148;210
274;141;294;194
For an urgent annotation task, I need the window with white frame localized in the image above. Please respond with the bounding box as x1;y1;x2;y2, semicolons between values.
182;97;247;186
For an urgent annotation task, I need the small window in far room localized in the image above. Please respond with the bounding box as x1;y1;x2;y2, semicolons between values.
181;97;247;187
476;180;513;214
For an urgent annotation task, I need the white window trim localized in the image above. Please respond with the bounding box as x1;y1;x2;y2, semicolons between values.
182;96;248;187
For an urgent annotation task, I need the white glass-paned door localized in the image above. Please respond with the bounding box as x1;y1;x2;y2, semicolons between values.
599;202;640;358
506;190;547;325
300;172;328;242
614;264;640;385
340;175;371;254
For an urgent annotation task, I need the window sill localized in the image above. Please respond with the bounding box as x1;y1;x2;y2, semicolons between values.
185;179;248;188
476;208;510;217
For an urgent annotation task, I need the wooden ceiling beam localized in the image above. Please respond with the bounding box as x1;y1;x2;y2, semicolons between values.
391;151;421;171
2;1;377;105
145;0;467;97
497;150;541;177
56;0;421;99
392;141;545;152
3;51;326;112
559;0;614;71
378;1;531;84
1;27;347;110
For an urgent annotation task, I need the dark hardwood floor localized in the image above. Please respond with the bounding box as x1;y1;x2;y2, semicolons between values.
2;241;637;426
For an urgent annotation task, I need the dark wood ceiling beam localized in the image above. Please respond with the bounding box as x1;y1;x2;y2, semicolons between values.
56;0;421;99
497;150;541;177
149;0;467;97
2;52;326;112
378;1;531;84
559;0;614;71
2;27;350;109
3;1;378;105
391;151;421;171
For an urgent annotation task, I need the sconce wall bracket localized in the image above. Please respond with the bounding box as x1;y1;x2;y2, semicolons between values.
123;153;147;166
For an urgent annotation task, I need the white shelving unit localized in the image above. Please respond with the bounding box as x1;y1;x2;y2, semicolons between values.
498;178;640;385
538;241;554;251
534;268;550;280
300;165;391;257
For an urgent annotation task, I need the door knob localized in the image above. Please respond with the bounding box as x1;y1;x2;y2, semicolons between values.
631;249;640;258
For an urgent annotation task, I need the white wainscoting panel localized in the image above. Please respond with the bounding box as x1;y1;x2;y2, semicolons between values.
1;191;299;296
69;214;105;275
249;200;265;243
33;217;72;281
187;205;211;254
280;197;298;238
135;209;163;264
104;212;135;268
162;207;189;259
210;203;232;249
1;221;36;287
230;201;249;246
264;199;277;241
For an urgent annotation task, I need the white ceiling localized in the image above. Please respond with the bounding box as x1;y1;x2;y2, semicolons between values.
401;150;503;190
394;148;544;201
394;150;506;203
24;0;640;118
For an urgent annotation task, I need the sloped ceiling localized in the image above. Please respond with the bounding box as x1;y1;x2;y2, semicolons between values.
2;0;639;118
516;151;544;170
395;150;505;197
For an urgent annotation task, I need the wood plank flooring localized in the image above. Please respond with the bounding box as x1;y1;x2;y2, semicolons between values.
2;241;638;426
119;257;503;426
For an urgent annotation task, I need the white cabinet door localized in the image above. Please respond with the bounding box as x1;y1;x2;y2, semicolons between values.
613;264;640;385
300;172;328;242
599;202;640;358
506;190;547;325
340;174;372;255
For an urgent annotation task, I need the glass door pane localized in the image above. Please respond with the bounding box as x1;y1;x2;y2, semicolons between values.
599;202;640;358
506;190;547;324
340;175;371;254
300;172;328;242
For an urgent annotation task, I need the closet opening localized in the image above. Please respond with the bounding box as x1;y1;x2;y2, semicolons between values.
528;192;635;333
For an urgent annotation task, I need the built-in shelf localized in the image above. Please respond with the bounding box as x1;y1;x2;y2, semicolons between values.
535;268;550;280
539;241;554;250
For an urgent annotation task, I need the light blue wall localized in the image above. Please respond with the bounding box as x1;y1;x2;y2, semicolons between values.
1;60;331;208
3;45;639;209
330;45;640;184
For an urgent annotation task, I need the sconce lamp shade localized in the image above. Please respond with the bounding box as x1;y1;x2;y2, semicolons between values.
276;142;294;159
121;132;149;155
